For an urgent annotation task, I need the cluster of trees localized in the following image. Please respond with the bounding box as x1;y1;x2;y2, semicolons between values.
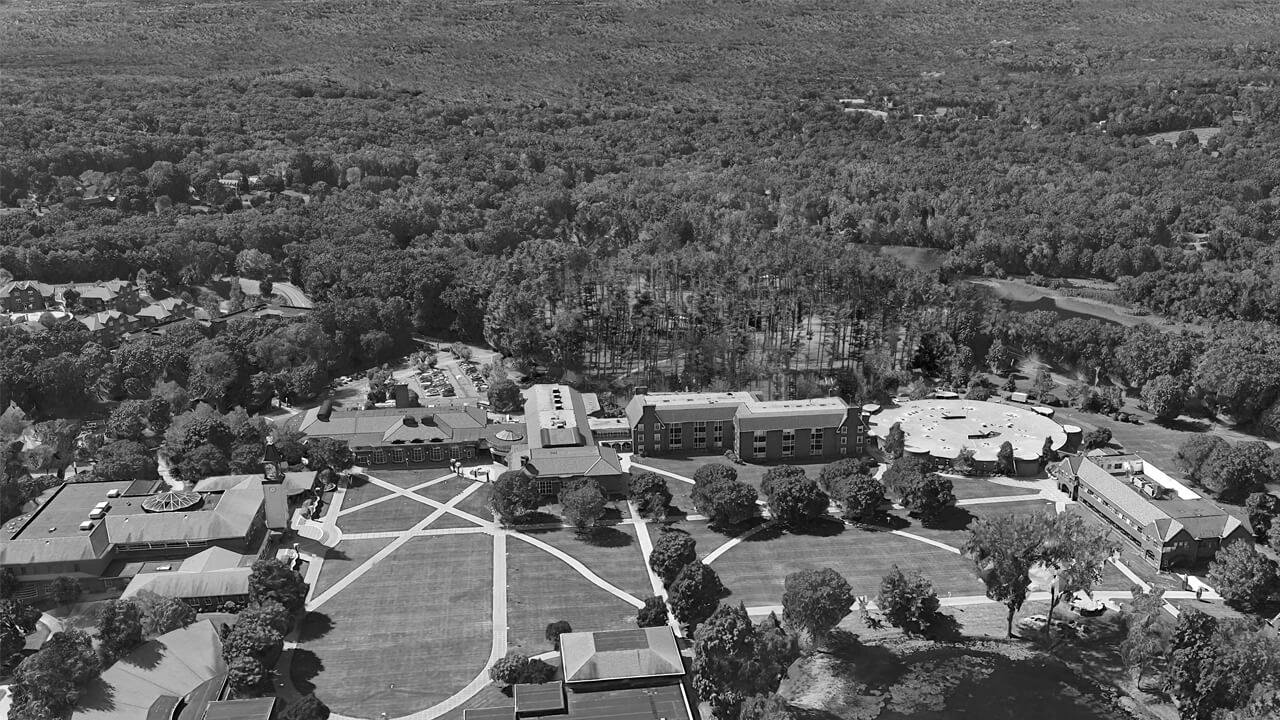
963;510;1118;639
222;558;310;694
1174;435;1280;502
690;464;759;528
1122;600;1280;720
881;457;957;527
817;457;885;524
649;528;726;630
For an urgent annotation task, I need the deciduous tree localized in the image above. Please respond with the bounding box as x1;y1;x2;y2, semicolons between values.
781;568;853;645
649;530;697;585
883;422;905;459
669;562;723;630
1175;435;1229;484
900;473;956;527
877;566;942;636
559;478;606;534
692;603;771;719
765;475;829;527
491;470;542;525
545;620;572;650
628;472;672;519
636;596;669;628
964;512;1050;637
1207;541;1278;612
1141;374;1186;420
95;599;143;664
248;558;309;614
835;473;885;524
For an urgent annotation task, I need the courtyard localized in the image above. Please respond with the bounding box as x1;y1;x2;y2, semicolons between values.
287;449;1164;720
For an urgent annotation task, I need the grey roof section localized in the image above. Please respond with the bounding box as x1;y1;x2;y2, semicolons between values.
1063;456;1243;542
295;403;487;448
121;567;252;601
560;627;684;683
523;446;625;478
199;698;277;720
626;391;852;432
526;384;594;450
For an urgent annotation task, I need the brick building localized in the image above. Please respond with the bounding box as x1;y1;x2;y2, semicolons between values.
624;391;864;462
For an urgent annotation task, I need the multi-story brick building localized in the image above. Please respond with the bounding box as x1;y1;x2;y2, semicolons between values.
0;280;56;312
624;391;865;461
1051;453;1251;569
508;384;628;496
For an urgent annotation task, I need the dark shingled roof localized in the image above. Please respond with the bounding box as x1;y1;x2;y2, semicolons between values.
560;627;684;683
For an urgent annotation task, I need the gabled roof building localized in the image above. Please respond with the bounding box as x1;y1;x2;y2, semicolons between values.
507;385;627;496
1052;453;1251;569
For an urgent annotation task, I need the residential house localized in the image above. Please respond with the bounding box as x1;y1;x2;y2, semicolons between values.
135;297;195;327
625;390;864;462
67;279;140;313
1051;454;1252;569
0;280;56;312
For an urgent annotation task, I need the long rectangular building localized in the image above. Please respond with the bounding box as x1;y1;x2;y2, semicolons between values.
624;391;864;461
1052;453;1251;569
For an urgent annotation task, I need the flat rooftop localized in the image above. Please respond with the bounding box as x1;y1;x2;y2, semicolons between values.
868;399;1067;459
11;480;150;540
565;684;691;720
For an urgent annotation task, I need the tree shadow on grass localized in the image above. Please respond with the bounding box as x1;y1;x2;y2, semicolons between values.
1157;417;1210;433
924;612;964;643
324;548;350;562
580;526;633;548
821;629;905;683
920;506;976;532
789;515;846;537
296;612;334;642
287;648;325;695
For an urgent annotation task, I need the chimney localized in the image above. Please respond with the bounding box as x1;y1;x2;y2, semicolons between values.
317;401;333;422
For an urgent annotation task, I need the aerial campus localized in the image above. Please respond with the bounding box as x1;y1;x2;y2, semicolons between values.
5;2;1280;720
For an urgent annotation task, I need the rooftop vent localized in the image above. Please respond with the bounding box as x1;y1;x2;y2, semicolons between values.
106;489;121;498
79;521;93;531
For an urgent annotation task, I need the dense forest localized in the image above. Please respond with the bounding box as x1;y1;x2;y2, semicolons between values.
1;0;1280;439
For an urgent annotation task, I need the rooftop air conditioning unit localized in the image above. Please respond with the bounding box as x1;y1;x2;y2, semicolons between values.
106;489;121;498
88;508;106;520
79;521;93;531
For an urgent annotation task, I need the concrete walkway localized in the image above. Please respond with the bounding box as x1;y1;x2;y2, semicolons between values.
506;532;644;609
742;588;1220;618
627;499;684;638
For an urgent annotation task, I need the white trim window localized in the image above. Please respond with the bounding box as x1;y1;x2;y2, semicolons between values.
753;431;767;458
713;422;724;446
810;429;823;454
693;421;706;449
670;424;683;449
782;430;795;458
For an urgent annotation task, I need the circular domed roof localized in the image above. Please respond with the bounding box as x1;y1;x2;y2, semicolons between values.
494;430;524;442
142;490;203;513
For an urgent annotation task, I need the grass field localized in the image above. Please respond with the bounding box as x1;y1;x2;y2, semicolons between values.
415;476;480;504
895;499;1057;551
372;467;454;490
636;455;836;493
949;478;1041;501
300;534;493;719
703;525;986;606
505;539;639;654
337;495;436;533
517;526;653;599
313;538;392;596
340;479;393;511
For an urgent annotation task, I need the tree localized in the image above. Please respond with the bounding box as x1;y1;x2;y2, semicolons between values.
0;567;17;599
781;568;853;645
1208;541;1278;612
669;562;723;630
491;470;542;524
559;478;607;534
545;620;572;650
227;655;267;692
883;422;905;459
765;476;829;527
636;596;669;628
817;457;877;494
753;611;799;689
95;599;144;664
963;512;1051;637
1245;493;1280;542
49;576;82;605
1031;369;1054;401
835;473;885;524
1121;588;1170;690
760;465;807;499
691;473;758;527
1082;427;1112;450
306;437;353;472
1202;442;1273;501
131;591;196;637
95;439;159;481
8;628;99;718
739;694;796;720
249;558;309;614
900;473;955;527
1038;512;1119;640
649;529;698;585
995;441;1015;476
0;599;41;671
951;447;976;475
629;472;672;519
486;376;523;413
1174;435;1229;484
877;566;942;636
692;463;739;486
105;400;151;441
178;443;230;480
1142;375;1186;420
281;693;331;720
240;600;293;635
881;456;926;499
692;603;770;719
488;651;554;687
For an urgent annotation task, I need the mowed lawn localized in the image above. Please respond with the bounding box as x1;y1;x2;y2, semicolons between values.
313;538;391;596
895;499;1056;551
949;477;1041;501
703;525;986;606
337;495;432;533
506;539;639;654
518;526;653;599
371;467;456;489
633;456;837;493
302;534;493;719
340;479;393;511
